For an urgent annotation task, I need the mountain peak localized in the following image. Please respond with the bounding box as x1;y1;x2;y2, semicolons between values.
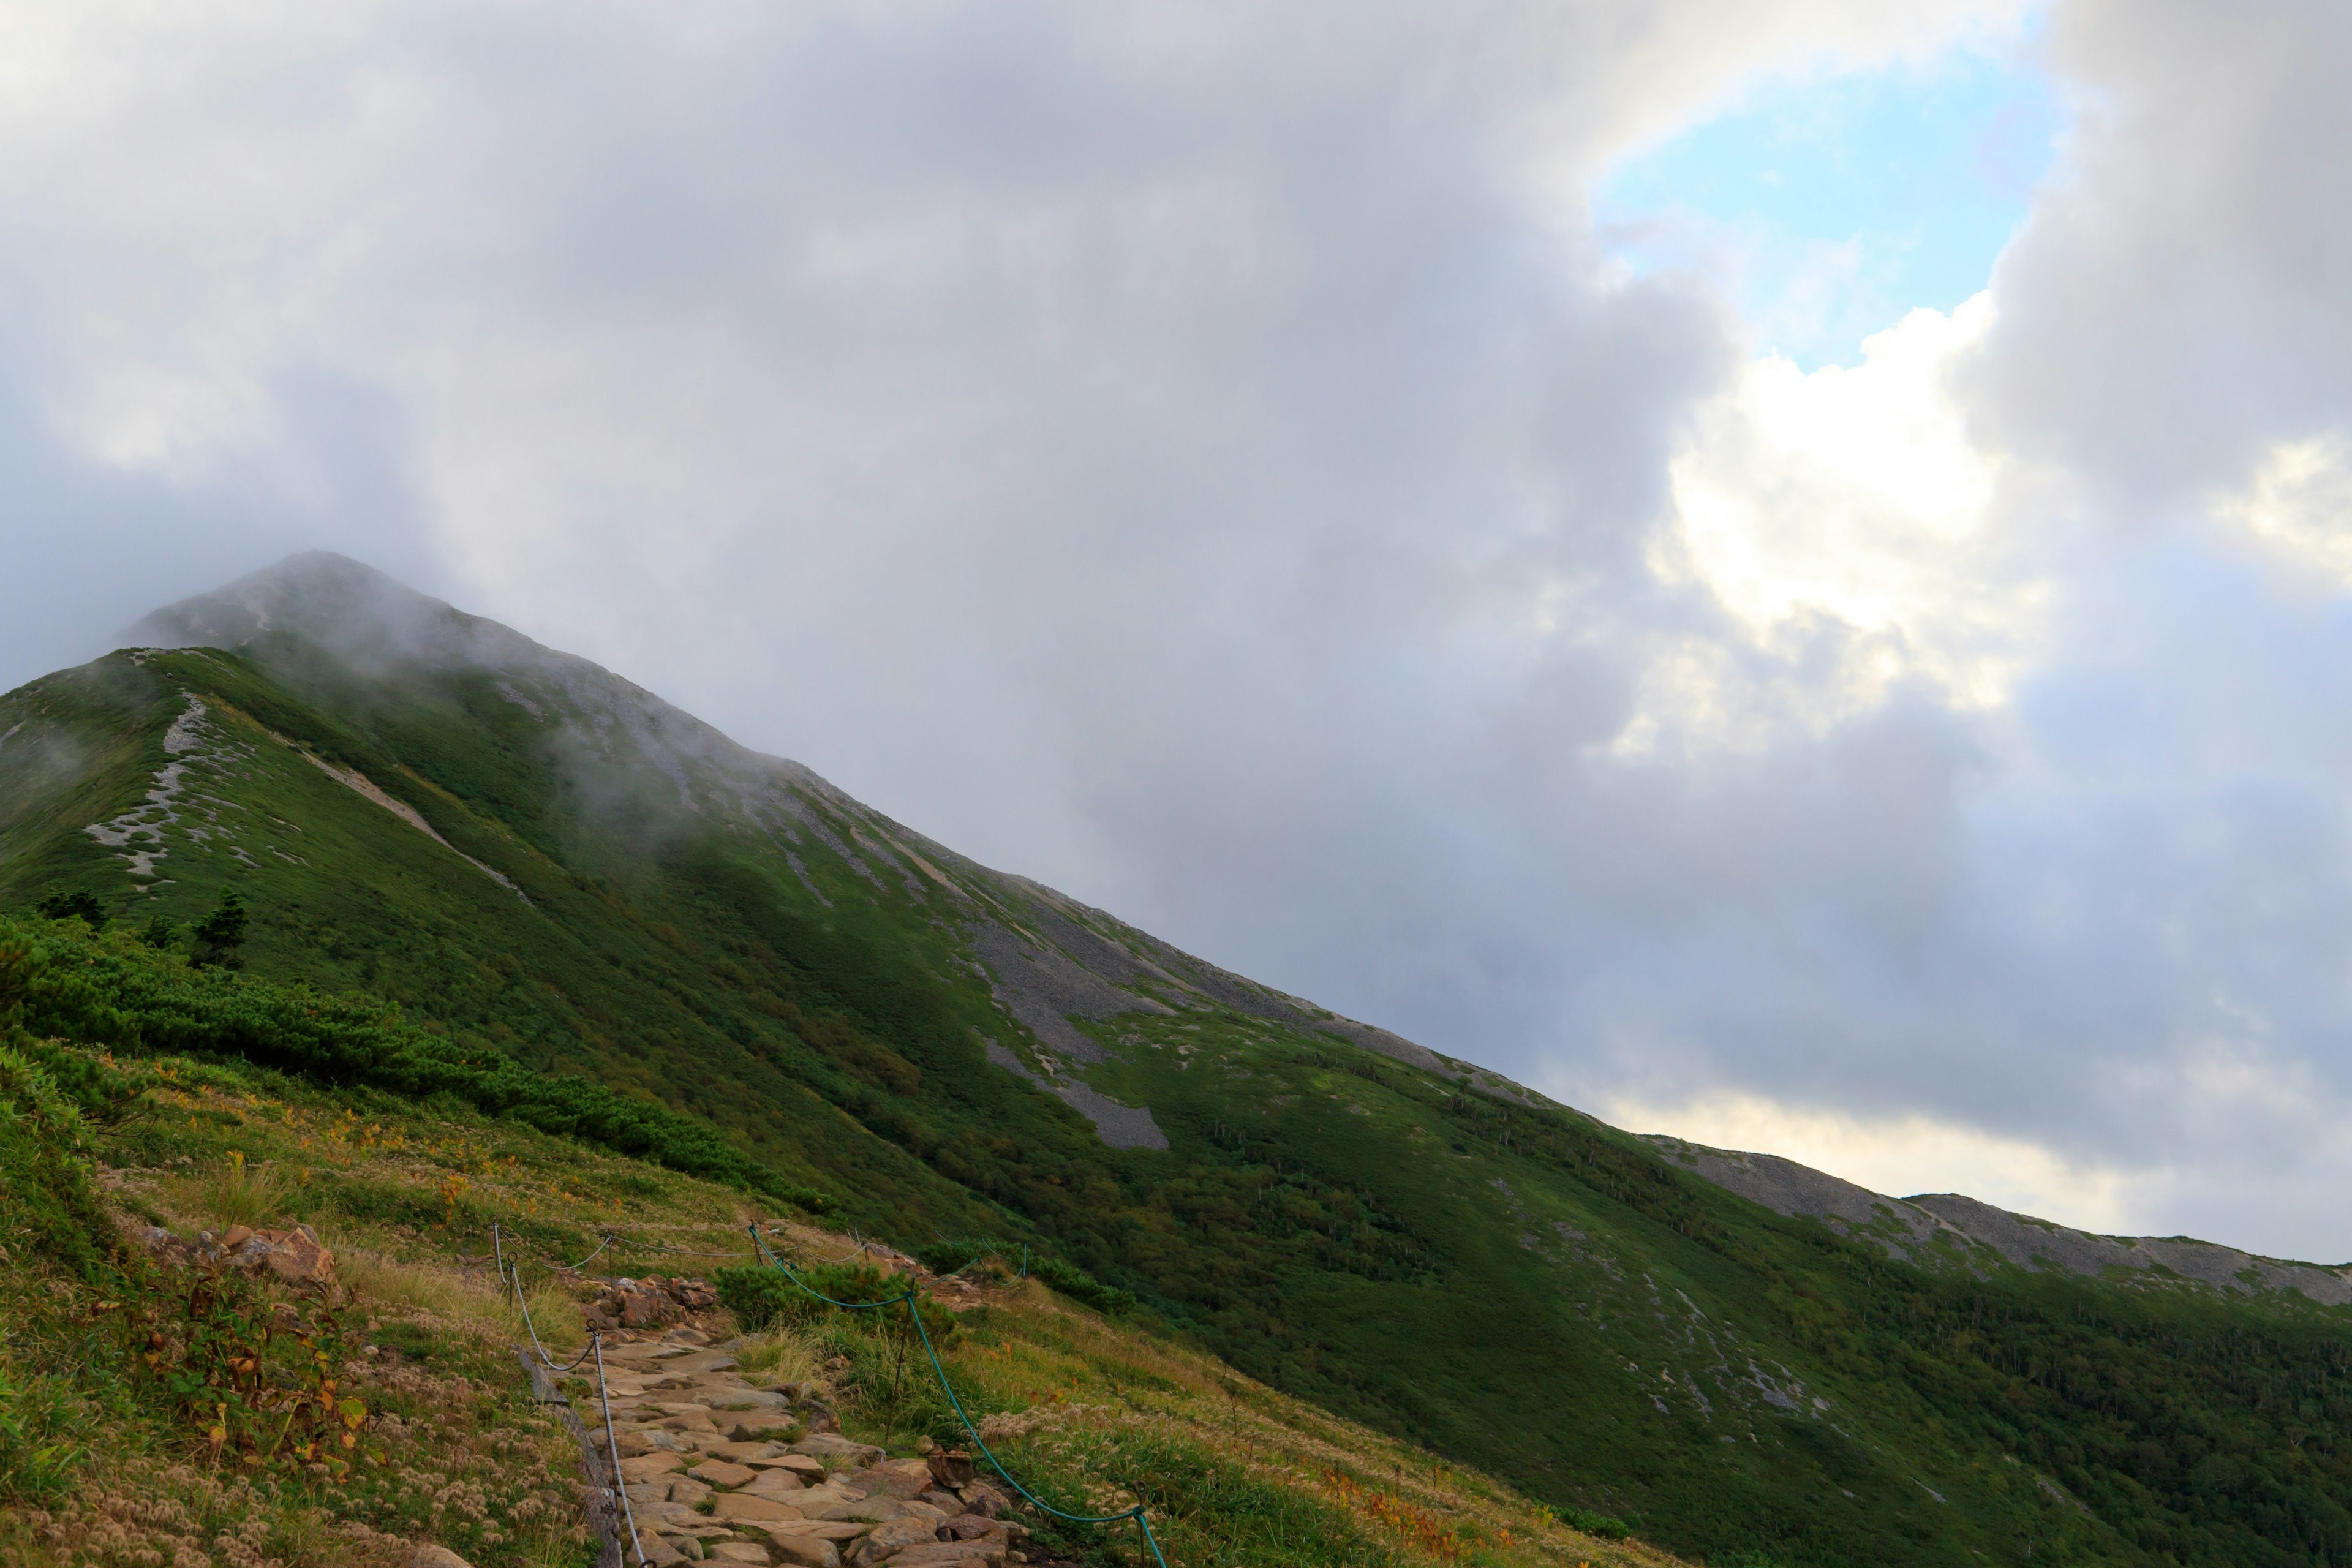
121;552;541;673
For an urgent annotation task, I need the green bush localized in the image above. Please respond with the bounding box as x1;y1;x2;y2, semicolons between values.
0;915;831;1214
716;1261;957;1344
1031;1257;1134;1317
1563;1506;1633;1541
0;1043;117;1280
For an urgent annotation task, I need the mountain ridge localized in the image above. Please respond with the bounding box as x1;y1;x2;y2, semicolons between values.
8;551;2352;1566
122;553;2339;1286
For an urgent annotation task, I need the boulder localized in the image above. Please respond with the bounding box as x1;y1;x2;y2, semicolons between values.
926;1450;976;1490
866;1459;937;1499
846;1517;944;1566
228;1225;336;1289
792;1433;884;1467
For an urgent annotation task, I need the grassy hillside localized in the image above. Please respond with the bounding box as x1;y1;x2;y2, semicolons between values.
5;558;2352;1566
0;954;1682;1568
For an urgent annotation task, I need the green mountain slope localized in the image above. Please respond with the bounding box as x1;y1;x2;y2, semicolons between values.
7;552;2352;1568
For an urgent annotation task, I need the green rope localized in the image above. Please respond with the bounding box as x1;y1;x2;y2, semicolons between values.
749;1224;1170;1568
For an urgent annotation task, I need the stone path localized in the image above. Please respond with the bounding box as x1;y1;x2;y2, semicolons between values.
589;1325;1033;1568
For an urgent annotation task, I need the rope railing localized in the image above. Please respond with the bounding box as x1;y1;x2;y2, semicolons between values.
748;1223;1170;1568
495;1224;647;1566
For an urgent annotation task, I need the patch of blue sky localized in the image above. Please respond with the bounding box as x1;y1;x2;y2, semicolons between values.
1594;39;2063;369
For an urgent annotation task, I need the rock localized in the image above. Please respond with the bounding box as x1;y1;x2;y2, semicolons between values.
667;1478;714;1507
957;1483;1005;1520
767;1540;843;1568
792;1433;884;1467
216;1225;335;1288
712;1494;807;1523
221;1224;254;1250
691;1460;760;1490
634;1536;692;1566
918;1492;963;1513
926;1451;975;1490
771;1455;828;1479
880;1548;998;1568
663;1538;708;1562
944;1518;1001;1543
706;1547;770;1564
622;1452;688;1481
867;1459;937;1499
731;1422;796;1444
744;1470;808;1500
714;1440;791;1462
846;1517;942;1566
742;1522;870;1544
406;1548;476;1568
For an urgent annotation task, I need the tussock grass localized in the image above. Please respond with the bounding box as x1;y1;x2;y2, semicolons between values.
166;1148;292;1230
732;1324;823;1386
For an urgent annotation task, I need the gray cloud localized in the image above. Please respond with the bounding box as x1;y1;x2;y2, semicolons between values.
17;0;2352;1254
1970;0;2352;511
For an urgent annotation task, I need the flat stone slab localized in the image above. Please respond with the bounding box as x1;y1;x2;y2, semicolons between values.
711;1494;805;1522
734;1520;872;1542
690;1459;759;1489
886;1547;1001;1568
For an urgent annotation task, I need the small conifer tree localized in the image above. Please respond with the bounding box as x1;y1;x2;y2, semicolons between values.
190;886;249;969
33;884;107;930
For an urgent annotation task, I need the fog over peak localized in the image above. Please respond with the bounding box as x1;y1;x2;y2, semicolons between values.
8;0;2352;1255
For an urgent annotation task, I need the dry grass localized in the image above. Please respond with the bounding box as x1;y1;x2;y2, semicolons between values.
339;1248;586;1353
162;1149;294;1231
731;1323;824;1386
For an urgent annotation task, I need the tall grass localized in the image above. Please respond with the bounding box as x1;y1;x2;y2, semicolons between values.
732;1325;823;1387
339;1248;586;1351
167;1150;292;1231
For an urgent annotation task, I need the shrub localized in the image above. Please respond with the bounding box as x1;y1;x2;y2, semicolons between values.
0;1044;116;1279
717;1261;957;1344
1031;1257;1135;1317
0;913;832;1213
32;886;107;931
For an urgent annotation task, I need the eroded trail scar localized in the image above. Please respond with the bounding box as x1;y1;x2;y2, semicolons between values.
82;692;256;884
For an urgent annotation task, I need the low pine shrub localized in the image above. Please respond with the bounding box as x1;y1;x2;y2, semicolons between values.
1031;1256;1135;1317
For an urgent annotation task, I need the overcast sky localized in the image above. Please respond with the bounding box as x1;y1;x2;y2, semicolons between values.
8;0;2352;1257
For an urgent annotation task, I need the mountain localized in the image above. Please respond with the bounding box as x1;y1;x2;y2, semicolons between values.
8;552;2352;1567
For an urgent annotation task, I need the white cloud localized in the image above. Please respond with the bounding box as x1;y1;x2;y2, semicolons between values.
2212;436;2352;589
1603;1088;2139;1232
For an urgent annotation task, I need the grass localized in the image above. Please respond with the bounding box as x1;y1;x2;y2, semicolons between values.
165;1148;295;1231
729;1324;824;1386
7;1035;1689;1568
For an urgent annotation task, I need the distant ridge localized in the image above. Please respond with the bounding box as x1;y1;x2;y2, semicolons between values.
1646;1133;2352;1301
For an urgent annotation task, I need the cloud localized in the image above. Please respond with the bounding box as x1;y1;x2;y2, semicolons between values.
13;0;2352;1254
1969;0;2352;514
